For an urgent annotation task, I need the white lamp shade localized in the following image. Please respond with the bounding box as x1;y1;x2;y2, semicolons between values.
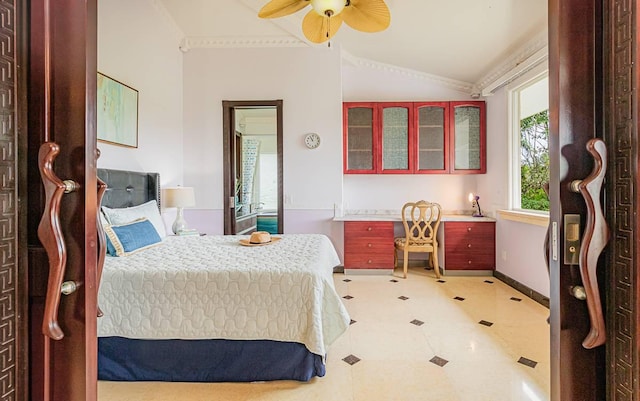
163;187;196;208
311;0;346;16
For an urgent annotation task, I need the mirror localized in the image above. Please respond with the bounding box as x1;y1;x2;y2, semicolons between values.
222;100;283;235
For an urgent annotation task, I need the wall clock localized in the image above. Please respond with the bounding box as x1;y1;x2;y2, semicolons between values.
304;133;321;149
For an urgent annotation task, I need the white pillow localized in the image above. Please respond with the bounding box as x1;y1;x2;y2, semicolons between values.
101;200;167;238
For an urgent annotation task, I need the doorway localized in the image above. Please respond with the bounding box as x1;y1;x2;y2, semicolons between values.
222;100;283;235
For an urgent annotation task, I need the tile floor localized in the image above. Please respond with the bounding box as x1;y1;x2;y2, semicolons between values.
99;266;550;401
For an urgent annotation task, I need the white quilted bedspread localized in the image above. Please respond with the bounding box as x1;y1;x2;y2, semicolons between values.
97;234;350;356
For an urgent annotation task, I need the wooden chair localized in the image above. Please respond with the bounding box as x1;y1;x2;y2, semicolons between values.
394;201;442;279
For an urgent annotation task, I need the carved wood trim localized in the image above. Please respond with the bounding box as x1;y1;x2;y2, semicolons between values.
0;0;23;399
604;0;638;398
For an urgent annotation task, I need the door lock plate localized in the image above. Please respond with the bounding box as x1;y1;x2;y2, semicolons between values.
564;214;581;265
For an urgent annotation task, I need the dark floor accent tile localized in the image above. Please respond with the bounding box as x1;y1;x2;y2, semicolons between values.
398;296;409;300
510;297;522;302
343;279;352;282
484;280;494;284
390;279;399;283
429;356;449;367
518;357;538;368
410;319;424;326
343;354;361;365
343;295;354;300
479;320;494;327
437;280;446;283
350;319;356;325
453;296;465;301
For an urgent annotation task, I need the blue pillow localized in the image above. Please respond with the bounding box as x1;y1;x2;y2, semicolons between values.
104;218;162;256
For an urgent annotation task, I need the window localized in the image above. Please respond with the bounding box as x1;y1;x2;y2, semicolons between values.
510;73;549;212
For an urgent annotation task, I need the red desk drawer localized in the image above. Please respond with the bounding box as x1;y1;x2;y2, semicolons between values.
344;221;394;269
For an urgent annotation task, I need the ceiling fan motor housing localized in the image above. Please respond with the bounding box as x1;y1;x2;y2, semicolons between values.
310;0;346;16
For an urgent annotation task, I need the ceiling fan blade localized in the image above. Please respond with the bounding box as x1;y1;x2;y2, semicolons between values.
258;0;310;19
342;0;390;33
302;10;343;43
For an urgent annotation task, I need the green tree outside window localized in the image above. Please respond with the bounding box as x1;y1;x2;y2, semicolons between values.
520;109;549;211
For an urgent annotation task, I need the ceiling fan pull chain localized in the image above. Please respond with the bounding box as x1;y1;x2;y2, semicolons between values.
327;14;331;47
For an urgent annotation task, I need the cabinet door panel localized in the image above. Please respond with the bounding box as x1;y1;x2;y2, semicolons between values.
344;103;377;173
450;101;486;174
380;103;412;173
415;102;448;173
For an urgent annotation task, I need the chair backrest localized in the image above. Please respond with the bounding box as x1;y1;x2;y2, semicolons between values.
401;201;442;245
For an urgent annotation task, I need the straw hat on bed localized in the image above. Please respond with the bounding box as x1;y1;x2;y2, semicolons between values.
239;231;281;246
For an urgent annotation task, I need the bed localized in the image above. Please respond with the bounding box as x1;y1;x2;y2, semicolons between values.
96;168;350;382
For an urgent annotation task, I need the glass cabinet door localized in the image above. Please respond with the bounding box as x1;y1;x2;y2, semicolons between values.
344;103;376;173
450;101;486;173
380;103;411;173
415;102;448;173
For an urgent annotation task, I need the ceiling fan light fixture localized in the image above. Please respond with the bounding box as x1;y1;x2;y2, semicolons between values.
310;0;346;17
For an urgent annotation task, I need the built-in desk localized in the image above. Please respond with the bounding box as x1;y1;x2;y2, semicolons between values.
335;212;496;276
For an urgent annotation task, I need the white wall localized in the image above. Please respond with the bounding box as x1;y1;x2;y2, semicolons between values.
97;0;184;186
481;63;551;297
181;46;344;237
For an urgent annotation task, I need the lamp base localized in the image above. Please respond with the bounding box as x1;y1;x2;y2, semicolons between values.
172;207;189;234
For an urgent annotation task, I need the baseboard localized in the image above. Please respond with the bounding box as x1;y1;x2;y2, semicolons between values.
344;268;394;275
493;270;550;308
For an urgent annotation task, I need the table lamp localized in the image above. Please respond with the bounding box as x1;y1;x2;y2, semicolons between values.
163;186;196;234
468;192;483;217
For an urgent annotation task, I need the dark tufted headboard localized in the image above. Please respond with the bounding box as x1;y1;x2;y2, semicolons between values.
97;168;161;210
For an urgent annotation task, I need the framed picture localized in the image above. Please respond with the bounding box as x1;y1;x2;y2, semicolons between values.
97;73;139;148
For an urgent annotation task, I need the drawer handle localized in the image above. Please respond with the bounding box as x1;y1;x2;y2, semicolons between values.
368;259;372;264
467;227;472;232
468;260;472;264
367;227;372;231
368;243;372;247
467;244;471;248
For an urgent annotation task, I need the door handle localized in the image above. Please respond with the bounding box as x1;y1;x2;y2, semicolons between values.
37;142;80;340
96;173;107;317
569;138;609;349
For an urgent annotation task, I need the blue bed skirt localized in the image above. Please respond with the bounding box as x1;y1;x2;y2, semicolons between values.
98;337;326;382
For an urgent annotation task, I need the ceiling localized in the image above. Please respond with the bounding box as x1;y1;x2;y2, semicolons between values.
158;0;548;88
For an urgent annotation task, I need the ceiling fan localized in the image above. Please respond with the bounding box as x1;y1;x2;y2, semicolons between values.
258;0;391;44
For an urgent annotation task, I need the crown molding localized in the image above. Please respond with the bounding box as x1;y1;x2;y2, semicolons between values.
181;36;308;51
341;50;474;94
474;29;549;95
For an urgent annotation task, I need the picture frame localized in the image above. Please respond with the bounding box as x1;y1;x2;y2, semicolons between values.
97;73;139;148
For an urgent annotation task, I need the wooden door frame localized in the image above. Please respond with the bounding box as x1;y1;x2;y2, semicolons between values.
222;100;283;235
